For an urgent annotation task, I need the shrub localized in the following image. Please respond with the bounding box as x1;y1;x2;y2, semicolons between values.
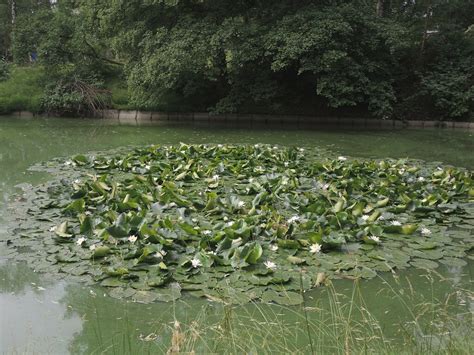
0;59;9;82
41;74;111;116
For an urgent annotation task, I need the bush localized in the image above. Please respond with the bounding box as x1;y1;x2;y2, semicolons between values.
41;73;111;116
0;59;9;82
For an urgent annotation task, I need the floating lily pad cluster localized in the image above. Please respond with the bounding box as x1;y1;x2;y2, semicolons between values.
4;144;474;305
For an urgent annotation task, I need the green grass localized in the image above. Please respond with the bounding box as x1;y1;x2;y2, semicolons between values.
0;65;45;114
68;272;473;354
105;76;132;110
0;65;133;114
156;277;473;354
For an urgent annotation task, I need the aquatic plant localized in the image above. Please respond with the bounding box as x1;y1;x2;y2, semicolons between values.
5;144;473;305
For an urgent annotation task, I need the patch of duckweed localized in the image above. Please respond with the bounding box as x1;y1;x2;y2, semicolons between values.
4;144;474;305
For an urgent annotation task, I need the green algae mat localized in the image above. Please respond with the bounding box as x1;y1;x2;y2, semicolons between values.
4;144;474;305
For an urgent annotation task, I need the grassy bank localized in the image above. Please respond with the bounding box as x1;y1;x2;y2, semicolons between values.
0;66;45;114
0;66;134;115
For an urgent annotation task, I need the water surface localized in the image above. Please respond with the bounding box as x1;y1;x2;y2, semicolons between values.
1;117;472;353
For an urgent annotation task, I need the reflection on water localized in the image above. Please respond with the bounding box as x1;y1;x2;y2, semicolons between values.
0;264;82;354
0;117;472;353
1;260;471;353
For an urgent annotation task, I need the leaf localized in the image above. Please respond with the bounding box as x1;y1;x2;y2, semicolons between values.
245;242;263;264
261;290;304;306
92;246;111;258
401;224;418;235
73;154;89;165
106;225;129;238
410;258;439;269
63;198;85;214
277;239;300;249
287;255;305;265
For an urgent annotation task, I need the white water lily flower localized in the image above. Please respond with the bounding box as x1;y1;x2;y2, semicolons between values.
226;221;234;227
421;227;432;236
128;235;138;243
237;201;245;208
317;182;330;191
89;244;96;251
288;215;300;224
368;236;380;243
191;258;202;268
264;260;277;270
338;156;347;161
270;244;279;252
76;237;86;246
299;148;305;152
144;165;151;170
231;237;242;247
202;230;212;236
212;174;219;181
398;169;405;175
391;220;402;226
284;162;289;167
154;250;167;259
418;177;425;182
361;215;370;221
309;243;322;253
217;144;223;148
223;216;229;222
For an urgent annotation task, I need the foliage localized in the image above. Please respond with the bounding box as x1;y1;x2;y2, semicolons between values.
6;144;473;305
40;70;111;116
421;57;474;120
0;59;9;81
2;0;474;119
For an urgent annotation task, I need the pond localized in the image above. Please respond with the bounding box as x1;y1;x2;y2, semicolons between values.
1;116;473;354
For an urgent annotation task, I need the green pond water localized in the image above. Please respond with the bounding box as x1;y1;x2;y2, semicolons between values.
0;117;473;354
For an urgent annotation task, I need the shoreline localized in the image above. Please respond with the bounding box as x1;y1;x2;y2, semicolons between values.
3;110;474;129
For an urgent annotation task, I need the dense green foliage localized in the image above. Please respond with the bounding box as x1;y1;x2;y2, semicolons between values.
0;0;473;119
0;59;9;81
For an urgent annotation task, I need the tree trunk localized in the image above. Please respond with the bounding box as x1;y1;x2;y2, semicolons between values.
376;0;384;17
10;0;17;25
